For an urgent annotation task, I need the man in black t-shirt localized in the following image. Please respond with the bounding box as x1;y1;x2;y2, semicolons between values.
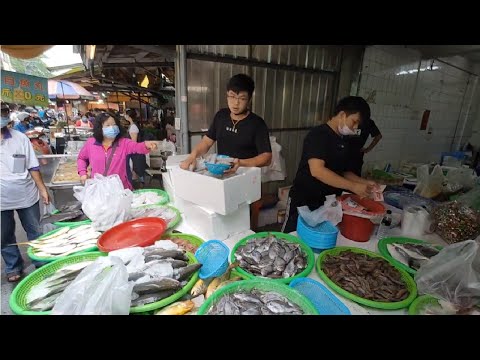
281;96;380;233
347;118;382;176
180;74;272;173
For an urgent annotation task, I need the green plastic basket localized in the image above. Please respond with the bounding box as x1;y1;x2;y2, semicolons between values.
9;251;107;315
53;219;92;227
408;295;441;315
377;237;443;275
161;232;205;251
132;189;169;206
230;232;315;284
133;204;181;230
129;251;199;314
198;279;318;315
27;226;98;263
316;246;417;310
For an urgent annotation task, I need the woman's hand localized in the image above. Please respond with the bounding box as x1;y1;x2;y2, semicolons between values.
145;141;158;151
80;175;88;185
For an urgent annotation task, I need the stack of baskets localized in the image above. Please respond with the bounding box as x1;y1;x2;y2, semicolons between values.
296;216;338;253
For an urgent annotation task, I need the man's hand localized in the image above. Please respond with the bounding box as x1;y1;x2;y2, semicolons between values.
180;157;196;171
144;141;158;151
39;187;50;205
224;158;240;175
351;182;374;199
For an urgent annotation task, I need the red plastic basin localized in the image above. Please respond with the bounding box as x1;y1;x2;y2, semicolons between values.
338;194;385;242
97;217;167;252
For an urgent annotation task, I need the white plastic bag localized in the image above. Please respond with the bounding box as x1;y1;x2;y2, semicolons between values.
51;256;133;315
415;240;480;310
74;174;133;231
297;194;343;227
414;164;444;198
261;136;286;183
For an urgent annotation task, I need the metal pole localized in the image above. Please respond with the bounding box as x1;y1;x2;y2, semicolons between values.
176;45;189;154
456;75;478;151
137;92;143;122
450;79;470;151
59;81;70;140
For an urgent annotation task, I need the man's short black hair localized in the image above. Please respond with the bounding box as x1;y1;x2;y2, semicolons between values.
333;96;371;123
227;74;255;98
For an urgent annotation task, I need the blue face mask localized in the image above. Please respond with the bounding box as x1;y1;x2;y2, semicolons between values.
103;125;120;138
1;116;10;128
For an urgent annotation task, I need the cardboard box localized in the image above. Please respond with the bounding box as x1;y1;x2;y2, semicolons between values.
171;166;261;215
182;200;251;241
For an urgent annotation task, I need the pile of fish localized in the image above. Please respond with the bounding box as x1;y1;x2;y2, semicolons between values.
131;191;167;208
154;300;196;315
130;206;178;226
321;250;409;302
420;299;480;315
190;263;241;300
27;225;101;258
235;235;308;279
109;240;201;308
387;242;440;270
26;260;94;311
207;289;304;315
162;237;199;253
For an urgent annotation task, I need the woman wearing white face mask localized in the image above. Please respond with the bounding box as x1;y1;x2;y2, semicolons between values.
77;112;157;190
282;96;380;233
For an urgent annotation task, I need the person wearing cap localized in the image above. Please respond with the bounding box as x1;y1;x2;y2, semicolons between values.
1;103;51;282
13;112;33;133
29;109;44;128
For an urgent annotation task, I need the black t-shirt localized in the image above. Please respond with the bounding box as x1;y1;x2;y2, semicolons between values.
206;108;272;159
291;124;353;209
347;118;381;153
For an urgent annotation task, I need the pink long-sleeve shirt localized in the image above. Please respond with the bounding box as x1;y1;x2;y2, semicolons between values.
77;137;150;190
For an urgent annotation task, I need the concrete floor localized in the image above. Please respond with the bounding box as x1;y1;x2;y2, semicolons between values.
1;212;36;315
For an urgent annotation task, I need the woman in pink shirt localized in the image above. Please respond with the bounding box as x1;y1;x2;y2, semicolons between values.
77;112;157;189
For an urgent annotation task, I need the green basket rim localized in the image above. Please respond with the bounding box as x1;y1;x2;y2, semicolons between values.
377;237;443;275
27;226;98;263
315;246;417;310
129;251;199;313
133;204;181;230
230;231;315;284
197;279;318;315
408;295;440;315
9;251;107;315
53;219;92;227
132;188;169;206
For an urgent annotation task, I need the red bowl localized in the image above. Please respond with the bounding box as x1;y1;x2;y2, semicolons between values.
97;217;167;252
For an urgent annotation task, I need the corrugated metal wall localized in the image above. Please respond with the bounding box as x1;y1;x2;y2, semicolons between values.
186;45;343;193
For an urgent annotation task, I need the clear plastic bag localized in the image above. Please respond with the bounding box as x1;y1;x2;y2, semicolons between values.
297;194;343;227
456;186;480;211
415;240;480;310
51;256;133;315
414;164;444;199
73;174;133;231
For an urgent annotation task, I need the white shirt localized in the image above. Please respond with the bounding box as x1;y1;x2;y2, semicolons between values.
1;128;40;210
128;123;140;137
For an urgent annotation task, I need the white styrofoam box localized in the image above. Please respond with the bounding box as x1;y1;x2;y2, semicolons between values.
171;166;261;216
182;200;251;241
165;154;190;170
162;171;187;212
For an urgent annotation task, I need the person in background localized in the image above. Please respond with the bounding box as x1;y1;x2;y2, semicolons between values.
125;109;147;188
86;111;96;126
282;96;380;233
347;117;382;176
77;112;158;190
29;109;44;128
1;102;51;282
13;112;33;133
75;114;93;128
180;73;272;173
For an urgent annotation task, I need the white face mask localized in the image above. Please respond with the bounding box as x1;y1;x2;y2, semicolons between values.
338;118;356;136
